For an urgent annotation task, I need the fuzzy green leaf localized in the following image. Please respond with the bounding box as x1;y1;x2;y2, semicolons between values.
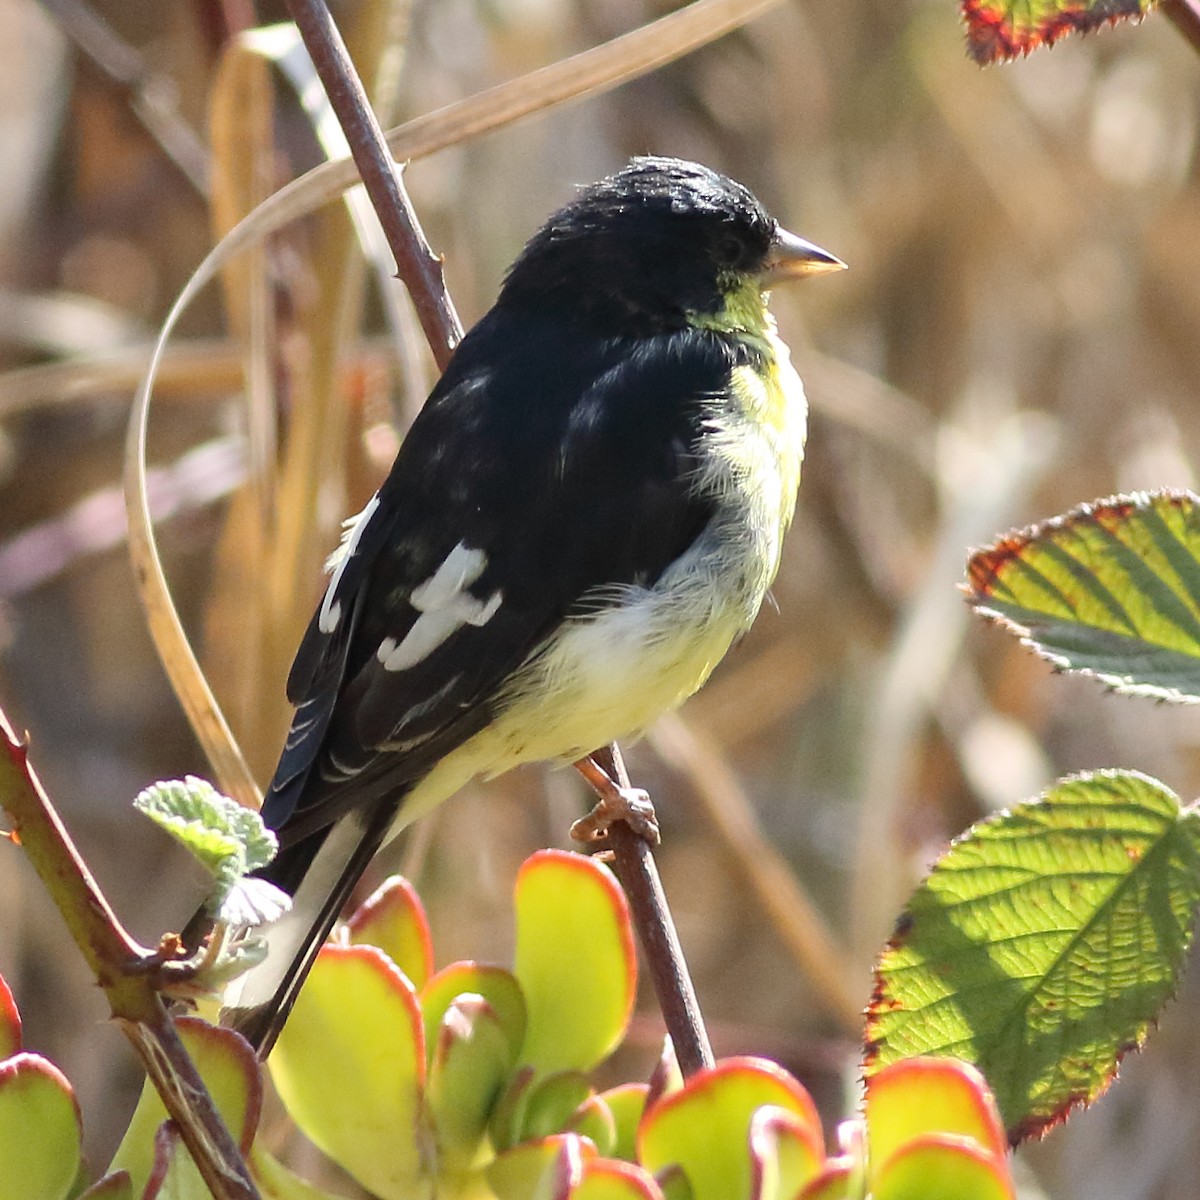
134;777;286;919
967;491;1200;704
961;0;1154;64
866;771;1200;1142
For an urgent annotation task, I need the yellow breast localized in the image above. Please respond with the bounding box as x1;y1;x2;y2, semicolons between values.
403;295;807;813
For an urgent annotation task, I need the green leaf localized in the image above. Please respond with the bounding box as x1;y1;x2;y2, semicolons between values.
638;1058;821;1200
513;851;636;1075
141;1125;212;1200
269;944;426;1200
250;1146;349;1199
346;875;434;988
426;995;515;1171
960;0;1154;64
0;1053;82;1200
966;491;1200;704
591;1085;647;1163
420;964;526;1068
866;770;1200;1142
109;1018;261;1192
747;1106;825;1200
574;1160;666;1200
76;1172;133;1200
134;777;286;920
871;1138;1013;1200
519;1071;594;1142
487;1134;591;1200
0;971;20;1059
864;1058;1006;1171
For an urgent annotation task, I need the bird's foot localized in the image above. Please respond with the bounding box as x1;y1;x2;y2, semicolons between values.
571;756;661;844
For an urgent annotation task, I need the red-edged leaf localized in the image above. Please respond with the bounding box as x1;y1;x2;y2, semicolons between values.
0;970;20;1058
575;1158;666;1200
0;1052;82;1200
747;1105;825;1200
514;851;636;1075
487;1133;593;1200
638;1058;821;1200
420;962;526;1067
871;1134;1014;1200
269;944;425;1200
426;994;515;1169
76;1172;133;1200
865;1058;1006;1169
962;0;1153;64
345;875;434;988
109;1018;260;1192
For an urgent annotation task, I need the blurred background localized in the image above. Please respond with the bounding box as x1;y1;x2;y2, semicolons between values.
2;0;1200;1195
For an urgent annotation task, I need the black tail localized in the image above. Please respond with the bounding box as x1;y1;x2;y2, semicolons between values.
220;798;397;1057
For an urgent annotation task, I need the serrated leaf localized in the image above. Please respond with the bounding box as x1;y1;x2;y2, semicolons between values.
866;770;1200;1142
134;777;278;911
967;491;1200;703
961;0;1153;64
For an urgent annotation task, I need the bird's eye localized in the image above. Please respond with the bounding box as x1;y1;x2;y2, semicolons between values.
715;233;744;267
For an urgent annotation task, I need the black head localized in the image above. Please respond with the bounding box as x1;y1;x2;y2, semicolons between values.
497;157;780;332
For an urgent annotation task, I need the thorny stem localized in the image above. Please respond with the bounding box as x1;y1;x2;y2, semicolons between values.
287;0;717;1079
283;0;463;369
0;708;259;1200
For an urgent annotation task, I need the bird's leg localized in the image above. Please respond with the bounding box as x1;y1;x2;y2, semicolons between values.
571;753;661;844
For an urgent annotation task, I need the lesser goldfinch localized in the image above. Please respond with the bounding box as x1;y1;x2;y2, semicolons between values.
222;156;844;1054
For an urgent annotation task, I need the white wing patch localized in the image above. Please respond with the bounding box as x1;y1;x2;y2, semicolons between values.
318;493;382;634
378;541;503;672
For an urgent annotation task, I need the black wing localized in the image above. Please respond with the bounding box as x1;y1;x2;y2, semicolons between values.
262;311;743;844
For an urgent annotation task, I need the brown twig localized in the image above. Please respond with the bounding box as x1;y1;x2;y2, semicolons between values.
0;707;259;1200
282;0;463;369
586;745;715;1078
1161;0;1200;56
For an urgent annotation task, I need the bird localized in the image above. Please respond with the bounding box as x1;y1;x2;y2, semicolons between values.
218;156;845;1055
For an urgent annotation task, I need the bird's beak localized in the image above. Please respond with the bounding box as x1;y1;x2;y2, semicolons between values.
760;227;847;288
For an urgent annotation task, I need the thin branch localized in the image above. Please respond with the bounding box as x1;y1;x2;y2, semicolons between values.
283;0;462;368
587;745;715;1078
0;707;259;1200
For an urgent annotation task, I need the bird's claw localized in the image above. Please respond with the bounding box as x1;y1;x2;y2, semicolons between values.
570;782;660;845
